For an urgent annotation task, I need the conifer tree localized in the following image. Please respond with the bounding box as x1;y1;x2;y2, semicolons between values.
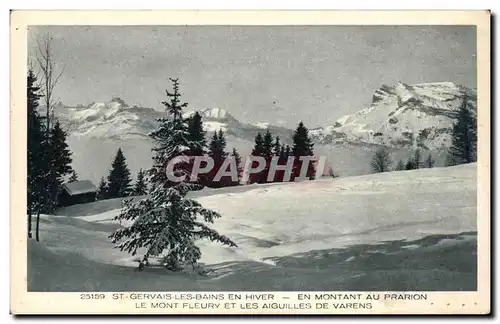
405;159;417;170
96;177;108;200
68;169;78;183
271;143;291;183
292;122;314;157
109;78;236;271
272;136;281;156
260;130;275;182
252;133;265;156
148;77;193;188
291;122;316;180
49;121;73;178
185;112;208;189
248;132;266;183
27;69;47;239
133;169;148;196
186;111;206;157
412;148;422;169
395;159;405;171
284;145;291;158
106;148;132;198
370;147;391;173
207;130;229;187
269;136;285;182
208;131;220;157
279;146;286;160
162;77;187;119
447;98;477;166
217;129;227;156
425;154;435;168
45;120;73;212
262;130;274;158
230;148;243;186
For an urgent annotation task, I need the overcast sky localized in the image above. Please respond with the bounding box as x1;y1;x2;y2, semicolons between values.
28;25;476;128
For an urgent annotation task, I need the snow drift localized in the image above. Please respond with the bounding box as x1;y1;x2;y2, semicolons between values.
28;164;477;291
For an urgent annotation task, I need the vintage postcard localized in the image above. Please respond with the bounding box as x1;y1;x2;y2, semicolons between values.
10;10;490;315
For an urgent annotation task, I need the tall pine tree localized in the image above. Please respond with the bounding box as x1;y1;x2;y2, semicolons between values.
405;159;417;170
185;112;208;189
261;130;274;182
207;130;230;187
148;78;193;188
106;148;132;198
262;130;274;158
252;133;265;156
291;122;316;180
272;136;281;156
109;78;236;271
45;120;73;212
284;145;291;158
231;148;243;186
27;69;47;239
447;98;477;165
217;129;227;155
133;169;148;196
186;111;206;157
425;154;435;168
292;122;314;157
96;177;108;200
412;148;422;169
249;132;266;183
208;131;220;157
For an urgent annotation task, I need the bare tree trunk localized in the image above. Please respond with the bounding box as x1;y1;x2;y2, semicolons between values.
27;205;32;239
35;208;40;242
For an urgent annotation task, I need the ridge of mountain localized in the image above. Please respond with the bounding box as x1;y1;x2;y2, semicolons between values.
309;81;477;150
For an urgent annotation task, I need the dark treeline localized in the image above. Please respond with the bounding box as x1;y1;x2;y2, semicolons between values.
27;69;75;240
98;108;318;198
247;122;317;184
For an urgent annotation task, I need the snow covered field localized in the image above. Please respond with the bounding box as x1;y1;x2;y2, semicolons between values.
28;164;477;292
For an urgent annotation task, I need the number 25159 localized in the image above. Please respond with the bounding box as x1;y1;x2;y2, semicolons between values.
80;293;105;300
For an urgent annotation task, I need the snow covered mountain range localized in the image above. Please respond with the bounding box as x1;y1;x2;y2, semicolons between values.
50;81;475;183
182;108;294;143
55;81;476;152
310;82;477;150
54;98;164;139
55;98;294;143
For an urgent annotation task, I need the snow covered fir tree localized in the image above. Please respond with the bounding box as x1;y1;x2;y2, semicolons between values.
446;97;477;166
133;169;148;196
109;78;237;271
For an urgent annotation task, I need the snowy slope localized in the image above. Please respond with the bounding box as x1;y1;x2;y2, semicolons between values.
311;82;477;150
29;164;477;291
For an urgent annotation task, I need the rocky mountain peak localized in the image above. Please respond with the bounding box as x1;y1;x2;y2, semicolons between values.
311;81;477;150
